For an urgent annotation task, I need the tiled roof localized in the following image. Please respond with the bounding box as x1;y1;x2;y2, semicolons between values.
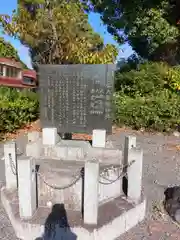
0;57;22;68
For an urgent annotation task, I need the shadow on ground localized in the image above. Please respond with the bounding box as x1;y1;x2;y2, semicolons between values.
35;203;77;240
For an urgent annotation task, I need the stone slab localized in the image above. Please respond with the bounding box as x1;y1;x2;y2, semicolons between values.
36;158;121;172
42;145;122;164
27;131;41;142
2;138;121;167
88;147;122;164
26;138;43;158
1;187;146;240
42;139;91;160
39;64;115;134
27;137;123;164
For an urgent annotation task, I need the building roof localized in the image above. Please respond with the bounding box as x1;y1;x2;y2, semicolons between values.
0;57;22;69
23;69;37;79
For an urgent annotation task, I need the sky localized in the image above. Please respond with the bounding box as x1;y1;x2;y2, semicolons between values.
0;0;133;69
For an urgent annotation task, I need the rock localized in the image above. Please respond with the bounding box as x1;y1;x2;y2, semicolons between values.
164;186;180;222
174;209;180;223
173;131;180;137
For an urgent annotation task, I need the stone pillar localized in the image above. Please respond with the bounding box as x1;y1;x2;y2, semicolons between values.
123;136;136;167
127;148;143;203
84;159;99;225
42;127;60;145
18;156;37;219
27;131;41;142
92;129;106;148
26;131;42;158
4;141;17;189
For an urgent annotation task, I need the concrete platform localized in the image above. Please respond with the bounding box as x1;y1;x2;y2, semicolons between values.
1;187;146;240
26;137;122;164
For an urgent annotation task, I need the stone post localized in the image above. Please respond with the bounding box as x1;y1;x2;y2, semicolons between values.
27;131;41;142
4;141;17;189
26;131;42;158
84;159;99;225
42;127;60;145
18;156;37;219
127;148;143;203
123;135;136;167
92;129;106;148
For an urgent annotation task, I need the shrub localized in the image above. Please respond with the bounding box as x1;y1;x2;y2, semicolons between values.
115;62;168;96
115;61;180;95
0;87;39;134
114;89;180;132
165;66;180;91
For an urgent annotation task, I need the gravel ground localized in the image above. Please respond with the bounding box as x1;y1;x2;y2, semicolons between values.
0;129;180;239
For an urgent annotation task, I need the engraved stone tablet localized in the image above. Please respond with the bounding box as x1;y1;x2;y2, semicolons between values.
38;64;115;134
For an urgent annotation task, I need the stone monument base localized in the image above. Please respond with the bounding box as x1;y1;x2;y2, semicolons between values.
36;158;124;211
1;187;146;240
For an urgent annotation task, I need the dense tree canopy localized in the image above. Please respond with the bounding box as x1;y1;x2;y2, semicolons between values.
83;0;180;65
0;0;118;67
0;37;20;60
0;37;27;68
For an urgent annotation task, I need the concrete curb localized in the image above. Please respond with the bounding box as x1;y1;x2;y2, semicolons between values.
1;187;146;240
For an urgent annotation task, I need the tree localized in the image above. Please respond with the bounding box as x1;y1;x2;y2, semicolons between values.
0;37;28;68
82;0;180;65
0;0;118;67
0;37;20;60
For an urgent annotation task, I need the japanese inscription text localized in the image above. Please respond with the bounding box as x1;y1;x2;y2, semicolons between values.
38;64;115;133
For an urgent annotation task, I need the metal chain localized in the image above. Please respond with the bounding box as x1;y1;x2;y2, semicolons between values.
8;148;23;176
99;160;135;185
8;153;17;176
8;150;135;187
36;168;83;190
9;150;83;190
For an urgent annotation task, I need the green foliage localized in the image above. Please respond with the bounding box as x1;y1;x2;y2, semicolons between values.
0;37;20;60
84;0;180;65
115;62;167;95
114;62;180;132
0;37;28;68
115;61;180;95
0;0;118;65
114;90;180;132
0;87;39;134
165;66;180;91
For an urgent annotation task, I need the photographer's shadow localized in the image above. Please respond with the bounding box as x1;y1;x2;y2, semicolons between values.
35;203;77;240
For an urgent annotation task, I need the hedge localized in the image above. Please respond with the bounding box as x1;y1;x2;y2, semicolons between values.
114;89;180;132
0;88;39;136
114;62;180;132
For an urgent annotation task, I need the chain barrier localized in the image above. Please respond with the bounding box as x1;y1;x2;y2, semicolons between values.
99;160;135;185
36;168;83;190
8;149;23;176
8;150;83;189
9;153;17;176
8;149;135;188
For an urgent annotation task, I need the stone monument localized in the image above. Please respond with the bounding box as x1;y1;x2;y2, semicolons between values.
39;64;115;134
1;64;146;240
